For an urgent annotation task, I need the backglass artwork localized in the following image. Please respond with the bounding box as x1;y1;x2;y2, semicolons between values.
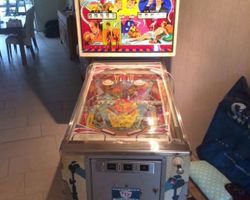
74;0;179;57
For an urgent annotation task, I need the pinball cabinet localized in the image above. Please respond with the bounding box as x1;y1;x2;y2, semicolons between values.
60;0;191;199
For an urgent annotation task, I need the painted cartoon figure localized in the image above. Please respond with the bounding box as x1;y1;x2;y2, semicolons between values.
155;0;168;12
89;21;102;40
113;31;120;49
162;23;173;41
113;0;122;12
83;32;95;44
139;0;171;12
165;175;185;200
142;0;154;12
103;2;114;12
89;3;102;12
122;19;136;34
129;21;169;43
127;0;137;9
103;21;121;50
105;22;113;49
128;24;141;38
149;19;157;31
83;20;102;45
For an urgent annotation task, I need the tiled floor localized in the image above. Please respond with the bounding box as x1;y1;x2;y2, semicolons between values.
0;33;82;200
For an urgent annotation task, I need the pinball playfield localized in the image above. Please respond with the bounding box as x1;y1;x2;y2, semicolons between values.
71;63;173;141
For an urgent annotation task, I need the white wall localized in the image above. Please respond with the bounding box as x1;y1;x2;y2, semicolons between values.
34;0;66;31
171;0;250;153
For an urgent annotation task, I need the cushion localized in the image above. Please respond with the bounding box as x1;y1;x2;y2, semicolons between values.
190;160;232;200
197;76;250;193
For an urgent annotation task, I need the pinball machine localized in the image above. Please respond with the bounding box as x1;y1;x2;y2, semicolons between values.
60;0;191;200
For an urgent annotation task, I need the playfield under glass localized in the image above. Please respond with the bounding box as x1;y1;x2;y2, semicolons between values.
69;63;182;142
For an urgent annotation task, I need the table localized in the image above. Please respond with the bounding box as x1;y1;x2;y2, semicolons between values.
0;16;27;65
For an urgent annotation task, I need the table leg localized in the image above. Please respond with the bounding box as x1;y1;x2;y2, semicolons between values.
19;43;27;65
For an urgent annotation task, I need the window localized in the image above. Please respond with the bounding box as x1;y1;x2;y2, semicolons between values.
0;0;33;16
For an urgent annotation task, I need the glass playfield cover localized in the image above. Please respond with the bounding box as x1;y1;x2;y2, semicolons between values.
74;0;180;57
67;62;184;142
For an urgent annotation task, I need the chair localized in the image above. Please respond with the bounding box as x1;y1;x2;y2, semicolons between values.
5;6;36;61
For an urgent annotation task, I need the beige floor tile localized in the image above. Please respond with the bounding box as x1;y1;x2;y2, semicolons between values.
27;110;53;126
0;115;28;130
0;107;16;119
44;175;67;200
0;159;9;178
41;122;67;136
15;100;49;118
4;99;20;110
0;125;42;143
25;167;57;194
14;106;33;117
25;167;64;197
9;151;60;175
44;190;66;200
1;90;30;102
0;100;5;110
0;174;25;200
6;193;43;200
55;132;66;149
0;136;58;159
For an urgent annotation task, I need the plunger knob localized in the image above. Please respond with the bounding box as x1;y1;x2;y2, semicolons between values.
172;156;184;175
